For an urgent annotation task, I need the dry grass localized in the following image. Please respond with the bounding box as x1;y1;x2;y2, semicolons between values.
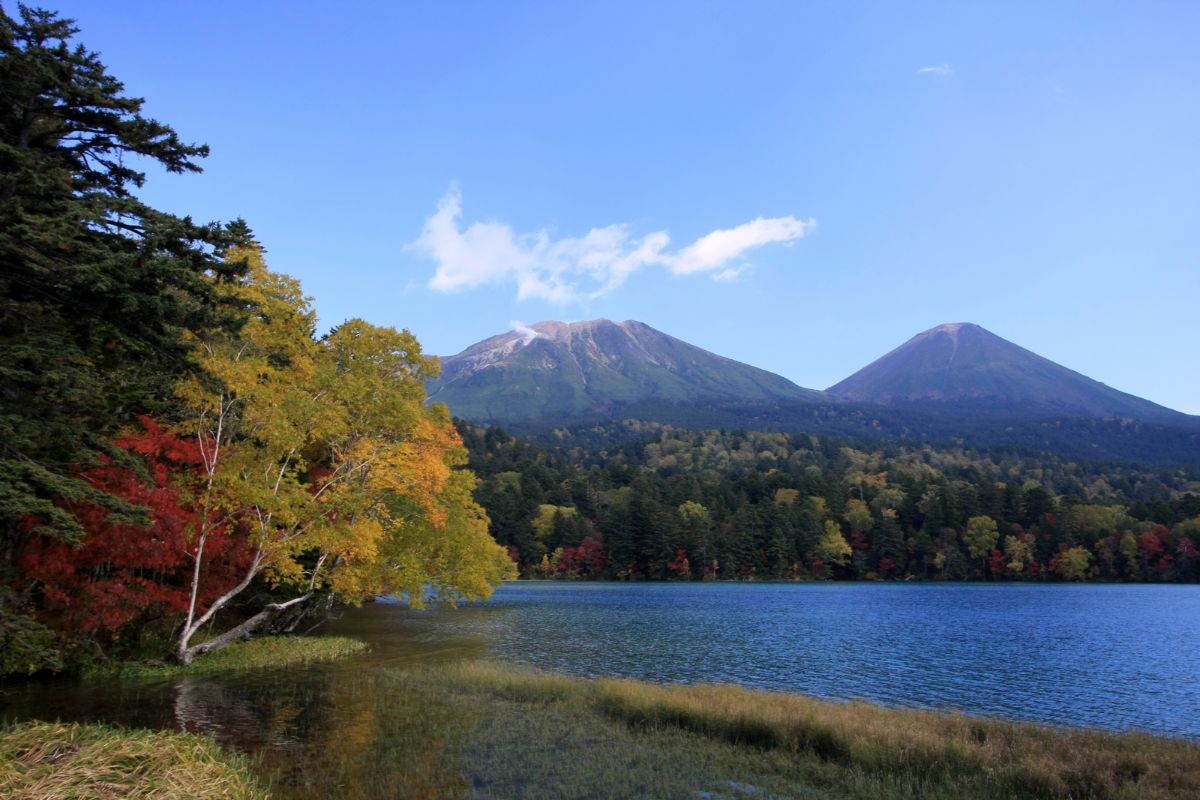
593;678;1200;799
0;721;269;800
88;636;368;678
448;661;1200;800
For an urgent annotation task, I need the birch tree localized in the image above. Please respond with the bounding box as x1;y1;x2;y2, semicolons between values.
173;247;513;663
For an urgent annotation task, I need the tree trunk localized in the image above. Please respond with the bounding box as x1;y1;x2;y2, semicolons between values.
177;592;313;665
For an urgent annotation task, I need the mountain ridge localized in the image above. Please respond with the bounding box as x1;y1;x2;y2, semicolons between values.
426;319;826;422
425;319;1198;463
826;322;1185;421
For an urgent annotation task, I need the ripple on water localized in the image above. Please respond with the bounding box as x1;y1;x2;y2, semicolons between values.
466;582;1200;738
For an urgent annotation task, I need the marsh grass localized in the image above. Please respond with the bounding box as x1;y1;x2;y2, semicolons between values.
442;661;1200;800
0;721;268;800
87;635;368;678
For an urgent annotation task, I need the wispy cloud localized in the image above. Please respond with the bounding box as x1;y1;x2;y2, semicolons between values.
411;187;815;303
712;266;749;283
917;64;954;76
509;320;540;345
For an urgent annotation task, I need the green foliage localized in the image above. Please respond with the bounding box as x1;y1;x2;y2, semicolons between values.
0;6;245;547
86;635;367;678
0;590;61;675
457;420;1200;583
1056;547;1093;581
964;515;1000;561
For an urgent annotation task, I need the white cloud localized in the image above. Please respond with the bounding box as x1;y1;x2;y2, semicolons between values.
712;266;748;283
671;217;812;275
509;320;540;345
917;64;954;76
412;187;815;303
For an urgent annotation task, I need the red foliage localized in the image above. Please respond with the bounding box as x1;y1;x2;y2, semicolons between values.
665;549;691;579
1138;530;1165;560
1138;528;1174;574
557;534;610;578
878;556;897;576
849;531;869;552
988;548;1006;576
18;418;251;635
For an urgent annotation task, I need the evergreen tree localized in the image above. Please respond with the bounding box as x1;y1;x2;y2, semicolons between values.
1;7;243;550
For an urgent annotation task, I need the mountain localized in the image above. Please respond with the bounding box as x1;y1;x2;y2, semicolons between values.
827;323;1187;421
428;319;1199;465
427;319;826;422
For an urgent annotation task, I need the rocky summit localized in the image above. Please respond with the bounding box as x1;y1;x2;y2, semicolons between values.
426;319;825;422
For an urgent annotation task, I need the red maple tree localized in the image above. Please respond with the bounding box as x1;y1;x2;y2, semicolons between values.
18;418;251;635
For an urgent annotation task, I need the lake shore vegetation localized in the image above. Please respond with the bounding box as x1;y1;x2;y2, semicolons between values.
84;635;368;678
437;660;1200;800
0;720;269;800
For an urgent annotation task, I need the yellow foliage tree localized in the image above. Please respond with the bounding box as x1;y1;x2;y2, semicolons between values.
816;520;852;568
531;504;576;542
172;247;513;663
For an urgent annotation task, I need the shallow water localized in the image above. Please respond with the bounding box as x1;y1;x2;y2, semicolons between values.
2;582;1198;796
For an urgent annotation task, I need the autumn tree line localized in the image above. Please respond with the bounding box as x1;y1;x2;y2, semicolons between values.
0;8;512;676
459;424;1200;584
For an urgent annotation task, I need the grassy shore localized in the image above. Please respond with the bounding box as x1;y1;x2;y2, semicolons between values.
435;661;1200;800
86;635;368;678
0;721;269;800
9;644;1197;798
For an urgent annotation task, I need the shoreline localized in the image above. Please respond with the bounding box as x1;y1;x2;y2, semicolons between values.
438;660;1200;799
5;635;1199;798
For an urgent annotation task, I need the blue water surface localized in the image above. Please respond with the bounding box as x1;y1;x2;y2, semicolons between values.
440;582;1200;738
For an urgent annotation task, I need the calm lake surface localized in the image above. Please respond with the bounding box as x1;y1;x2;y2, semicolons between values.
465;582;1200;737
3;582;1199;795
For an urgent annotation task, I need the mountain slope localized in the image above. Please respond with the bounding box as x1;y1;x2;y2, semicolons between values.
427;319;826;422
827;323;1185;420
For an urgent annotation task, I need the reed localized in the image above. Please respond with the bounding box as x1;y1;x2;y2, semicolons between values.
445;661;1200;800
0;721;269;800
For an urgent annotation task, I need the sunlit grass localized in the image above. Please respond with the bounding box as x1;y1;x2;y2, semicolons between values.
441;661;1200;800
87;635;368;678
0;721;269;800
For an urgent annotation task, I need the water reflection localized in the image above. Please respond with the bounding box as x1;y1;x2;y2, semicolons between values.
1;604;489;799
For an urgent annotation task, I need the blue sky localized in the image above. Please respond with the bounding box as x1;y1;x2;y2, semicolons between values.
48;1;1200;413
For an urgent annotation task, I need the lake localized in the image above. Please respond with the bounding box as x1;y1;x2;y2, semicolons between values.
458;582;1200;737
2;582;1198;797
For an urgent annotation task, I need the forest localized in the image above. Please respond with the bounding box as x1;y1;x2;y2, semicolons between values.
0;7;512;677
460;421;1200;583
